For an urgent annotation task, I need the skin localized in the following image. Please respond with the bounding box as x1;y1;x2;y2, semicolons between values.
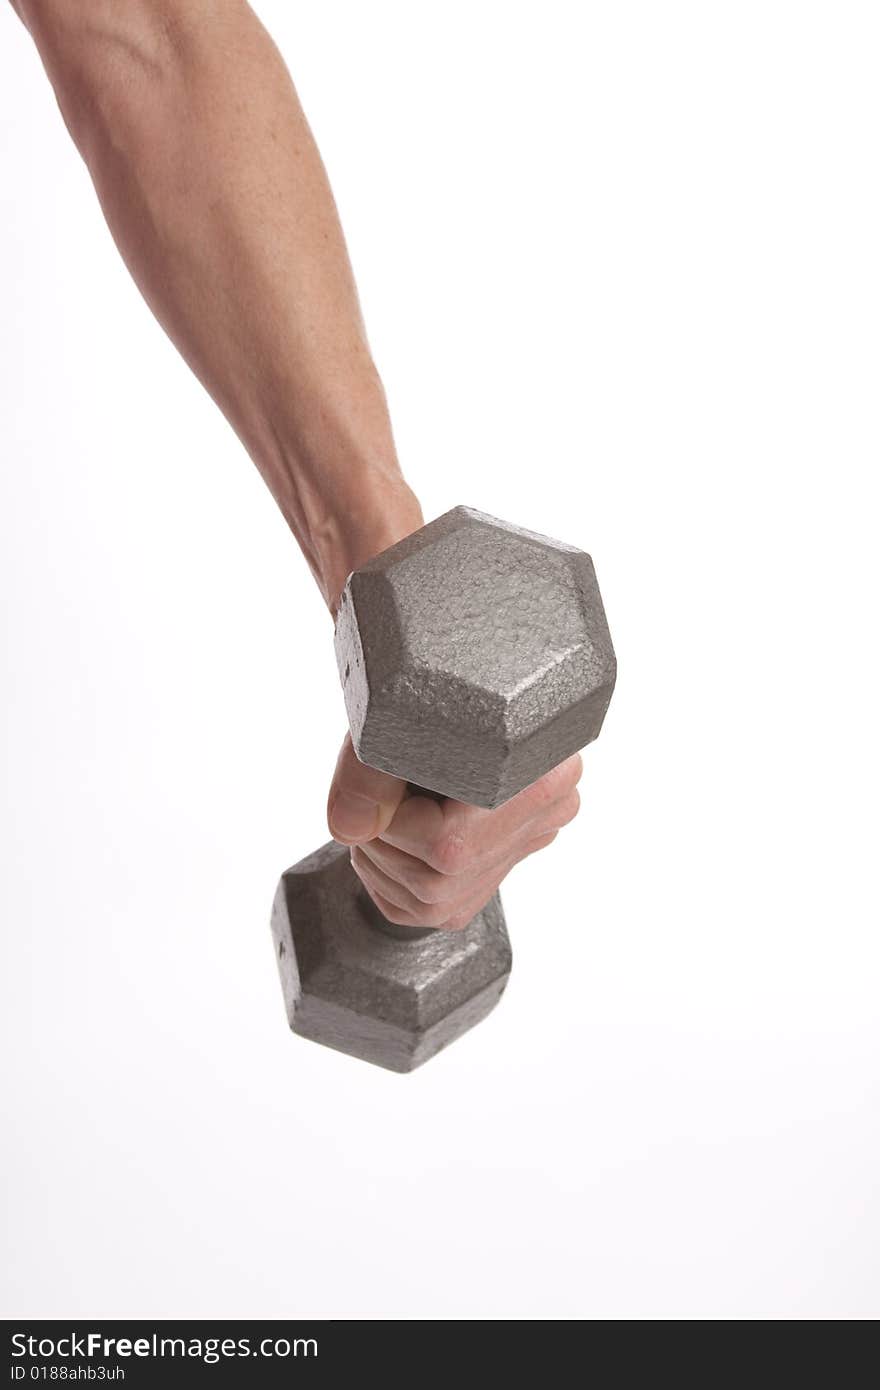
10;0;583;929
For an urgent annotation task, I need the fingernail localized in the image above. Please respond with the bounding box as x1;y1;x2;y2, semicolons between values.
329;791;381;843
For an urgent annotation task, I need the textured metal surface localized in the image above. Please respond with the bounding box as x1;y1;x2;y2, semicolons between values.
271;842;512;1073
335;506;616;808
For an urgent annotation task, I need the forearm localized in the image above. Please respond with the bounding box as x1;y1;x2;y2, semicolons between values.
15;0;422;609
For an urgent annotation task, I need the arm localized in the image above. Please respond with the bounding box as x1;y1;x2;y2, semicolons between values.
12;0;421;611
12;0;582;927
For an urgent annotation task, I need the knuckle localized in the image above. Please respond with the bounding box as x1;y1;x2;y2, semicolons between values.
410;866;450;905
559;789;581;824
532;756;583;807
528;829;558;856
427;825;468;875
541;829;560;848
526;774;560;811
562;753;584;789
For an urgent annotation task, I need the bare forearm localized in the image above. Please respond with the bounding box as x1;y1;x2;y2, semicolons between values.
15;0;422;608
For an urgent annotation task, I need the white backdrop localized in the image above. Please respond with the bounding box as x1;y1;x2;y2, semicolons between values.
1;2;878;1320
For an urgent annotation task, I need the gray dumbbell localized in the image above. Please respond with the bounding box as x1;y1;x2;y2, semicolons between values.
271;506;616;1072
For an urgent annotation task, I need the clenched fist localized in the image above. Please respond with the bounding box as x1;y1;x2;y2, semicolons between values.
327;734;582;931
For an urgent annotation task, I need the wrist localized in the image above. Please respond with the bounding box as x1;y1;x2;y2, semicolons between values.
252;362;424;613
315;472;424;618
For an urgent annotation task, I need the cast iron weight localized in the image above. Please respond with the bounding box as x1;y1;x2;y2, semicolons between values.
271;506;616;1071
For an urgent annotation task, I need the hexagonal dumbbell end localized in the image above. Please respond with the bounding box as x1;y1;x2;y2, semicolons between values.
271;506;615;1072
271;843;512;1073
334;506;616;807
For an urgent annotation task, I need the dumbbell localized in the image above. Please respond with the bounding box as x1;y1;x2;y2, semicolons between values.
270;506;616;1072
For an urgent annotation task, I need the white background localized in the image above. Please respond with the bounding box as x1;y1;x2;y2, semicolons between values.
1;2;878;1320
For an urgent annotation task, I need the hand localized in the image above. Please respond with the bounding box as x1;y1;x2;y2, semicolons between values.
327;735;583;930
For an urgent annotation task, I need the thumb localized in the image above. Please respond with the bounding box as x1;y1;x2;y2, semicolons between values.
327;733;408;845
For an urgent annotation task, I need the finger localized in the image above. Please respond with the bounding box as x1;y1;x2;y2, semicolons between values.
361;876;505;933
351;845;436;916
358;802;581;931
353;848;516;931
523;829;559;855
358;811;572;915
433;868;512;932
360;810;559;899
379;756;584;873
351;844;513;928
358;885;431;931
327;733;408;845
552;788;581;832
357;837;464;904
358;812;580;932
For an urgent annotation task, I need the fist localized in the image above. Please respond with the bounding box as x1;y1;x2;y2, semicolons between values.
327;734;582;930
